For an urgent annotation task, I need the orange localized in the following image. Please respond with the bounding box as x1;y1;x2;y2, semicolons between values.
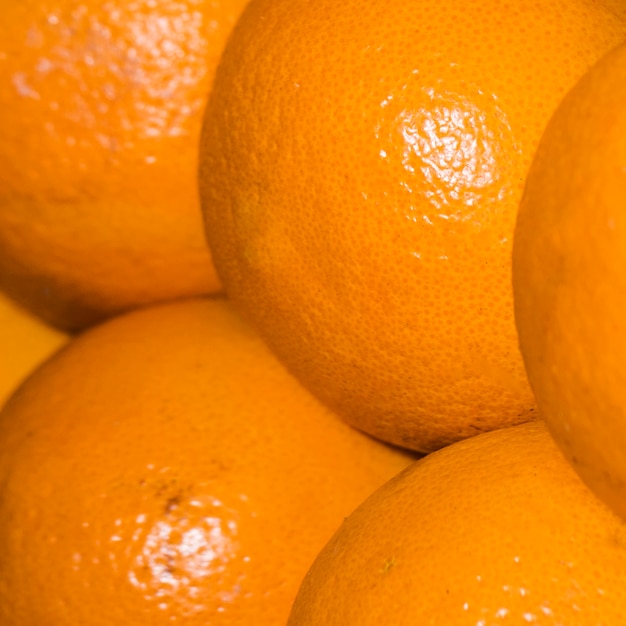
0;292;66;408
0;0;249;332
513;42;626;522
287;420;626;625
0;297;414;626
199;0;626;453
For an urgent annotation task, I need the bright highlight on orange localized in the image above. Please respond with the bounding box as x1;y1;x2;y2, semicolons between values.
0;0;249;331
199;0;626;453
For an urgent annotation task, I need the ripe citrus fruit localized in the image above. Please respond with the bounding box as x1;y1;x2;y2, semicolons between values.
199;0;626;453
0;297;414;626
0;0;249;332
513;42;626;522
288;420;626;625
0;292;66;408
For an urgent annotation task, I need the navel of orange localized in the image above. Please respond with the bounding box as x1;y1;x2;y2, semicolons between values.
0;297;414;626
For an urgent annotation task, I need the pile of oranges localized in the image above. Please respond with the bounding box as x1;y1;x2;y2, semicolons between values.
2;0;626;624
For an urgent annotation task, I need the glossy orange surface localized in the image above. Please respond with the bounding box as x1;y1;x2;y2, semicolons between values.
288;421;626;625
0;297;414;625
0;0;248;331
513;42;626;522
199;0;626;453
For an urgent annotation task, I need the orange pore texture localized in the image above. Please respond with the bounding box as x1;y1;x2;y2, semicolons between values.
0;297;414;626
513;42;626;522
0;292;66;409
199;0;626;453
0;0;249;332
287;420;626;626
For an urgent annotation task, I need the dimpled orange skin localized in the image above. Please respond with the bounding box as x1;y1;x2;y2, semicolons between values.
0;292;66;408
199;0;626;453
513;43;626;522
288;420;626;626
0;297;414;626
0;0;250;332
